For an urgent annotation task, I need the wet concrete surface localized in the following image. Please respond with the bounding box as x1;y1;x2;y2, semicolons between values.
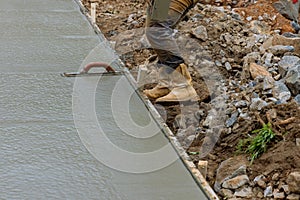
0;0;208;199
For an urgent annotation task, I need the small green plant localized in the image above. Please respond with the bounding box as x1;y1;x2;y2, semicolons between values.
237;122;275;164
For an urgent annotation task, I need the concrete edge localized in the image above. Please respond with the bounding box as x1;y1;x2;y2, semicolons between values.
74;1;219;199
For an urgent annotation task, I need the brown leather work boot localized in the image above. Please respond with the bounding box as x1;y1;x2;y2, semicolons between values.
156;63;199;102
143;66;172;100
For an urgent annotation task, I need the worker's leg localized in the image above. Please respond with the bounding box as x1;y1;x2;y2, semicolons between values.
144;0;199;101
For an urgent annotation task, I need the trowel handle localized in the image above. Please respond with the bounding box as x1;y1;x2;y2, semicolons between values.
81;62;115;73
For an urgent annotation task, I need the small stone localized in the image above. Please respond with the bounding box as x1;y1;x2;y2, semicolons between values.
282;185;290;195
287;172;300;193
296;138;300;147
198;160;208;179
274;74;281;80
191;25;208;41
263;76;275;90
287;194;300;200
214;156;248;193
222;175;249;189
278;56;300;77
226;112;239;127
264;186;273;197
264;52;273;67
272;35;300;55
285;65;300;96
234;186;253;198
246;16;252;21
234;100;248;108
215;60;223;67
295;95;300;105
250;98;268;111
220;188;234;198
257;191;264;198
249;63;273;79
272;173;280;181
257;179;267;189
273;81;291;104
273;192;285;199
225;62;232;71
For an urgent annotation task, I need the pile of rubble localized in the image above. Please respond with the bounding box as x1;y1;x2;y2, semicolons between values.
213;156;300;199
172;3;300;199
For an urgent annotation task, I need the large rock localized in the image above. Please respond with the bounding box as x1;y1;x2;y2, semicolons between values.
278;56;300;77
287;172;300;193
272;35;300;56
214;156;248;193
285;65;300;96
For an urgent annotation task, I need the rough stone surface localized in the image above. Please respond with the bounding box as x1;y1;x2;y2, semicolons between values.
222;175;249;189
278;56;300;77
249;62;272;79
272;35;300;56
191;25;208;41
296;138;300;147
257;179;267;189
226;112;239;127
250;97;268;111
282;185;291;195
285;65;300;96
273;192;286;199
295;95;300;104
234;186;253;198
287;194;300;200
197;160;208;179
214;156;248;193
264;185;273;197
287;172;300;193
220;188;234;198
273;80;292;103
268;45;295;55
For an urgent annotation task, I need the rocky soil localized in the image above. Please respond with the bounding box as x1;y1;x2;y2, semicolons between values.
82;0;300;199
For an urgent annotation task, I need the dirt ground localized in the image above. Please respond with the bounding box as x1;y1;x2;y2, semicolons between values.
82;0;300;196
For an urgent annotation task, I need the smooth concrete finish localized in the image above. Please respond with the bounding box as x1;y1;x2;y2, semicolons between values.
0;0;208;199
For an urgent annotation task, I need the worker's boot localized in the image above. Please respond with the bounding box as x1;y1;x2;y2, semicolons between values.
143;66;172;100
156;63;199;102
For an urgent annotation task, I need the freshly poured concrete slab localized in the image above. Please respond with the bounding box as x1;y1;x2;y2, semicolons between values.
0;0;209;199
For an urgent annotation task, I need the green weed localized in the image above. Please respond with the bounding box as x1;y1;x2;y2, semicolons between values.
237;122;275;164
